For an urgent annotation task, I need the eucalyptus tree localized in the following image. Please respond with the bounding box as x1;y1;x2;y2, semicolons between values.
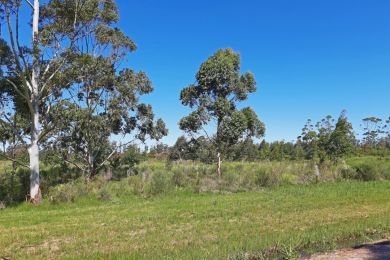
299;119;319;160
361;117;383;147
315;115;335;162
300;111;355;163
0;0;153;202
327;110;355;162
45;1;167;179
179;48;265;175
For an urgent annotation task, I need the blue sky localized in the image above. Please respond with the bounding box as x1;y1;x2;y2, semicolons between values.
4;1;390;145
114;0;390;144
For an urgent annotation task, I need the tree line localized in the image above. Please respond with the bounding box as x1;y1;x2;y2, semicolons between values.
0;0;389;204
168;114;390;163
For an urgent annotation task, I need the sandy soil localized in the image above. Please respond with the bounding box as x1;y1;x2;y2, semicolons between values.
303;240;390;260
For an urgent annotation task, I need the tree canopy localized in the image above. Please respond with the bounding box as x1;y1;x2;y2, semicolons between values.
179;48;265;156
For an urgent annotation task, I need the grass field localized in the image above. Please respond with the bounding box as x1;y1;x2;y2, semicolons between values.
1;181;390;259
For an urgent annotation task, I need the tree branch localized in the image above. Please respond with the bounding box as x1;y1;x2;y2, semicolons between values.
25;0;34;9
53;154;86;173
0;153;29;169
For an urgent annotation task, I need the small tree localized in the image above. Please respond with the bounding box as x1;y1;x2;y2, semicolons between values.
169;136;188;161
362;117;383;147
179;48;265;175
258;140;270;160
299;119;319;160
299;111;355;163
327;110;355;162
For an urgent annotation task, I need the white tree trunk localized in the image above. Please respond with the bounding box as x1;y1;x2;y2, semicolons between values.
28;135;40;202
29;0;41;203
217;152;221;177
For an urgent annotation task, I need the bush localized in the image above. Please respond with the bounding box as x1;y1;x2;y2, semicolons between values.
145;171;171;196
353;163;380;181
340;167;357;180
255;168;280;187
98;189;112;201
48;182;82;203
0;169;30;205
171;169;188;187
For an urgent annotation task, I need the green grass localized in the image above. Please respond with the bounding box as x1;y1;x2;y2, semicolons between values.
1;181;390;259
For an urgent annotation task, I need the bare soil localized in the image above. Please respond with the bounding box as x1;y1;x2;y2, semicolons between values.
303;240;390;260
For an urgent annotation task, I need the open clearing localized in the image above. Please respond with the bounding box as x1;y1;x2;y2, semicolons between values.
1;181;390;259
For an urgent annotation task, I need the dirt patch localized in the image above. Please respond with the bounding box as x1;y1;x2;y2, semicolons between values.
303;240;390;260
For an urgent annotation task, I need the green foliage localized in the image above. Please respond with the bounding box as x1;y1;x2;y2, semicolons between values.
179;48;265;157
346;156;390;180
327;111;355;162
41;0;168;178
48;181;85;204
145;170;172;196
352;163;380;181
299;111;355;162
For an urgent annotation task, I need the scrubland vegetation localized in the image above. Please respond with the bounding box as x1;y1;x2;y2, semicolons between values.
0;0;390;259
1;180;390;259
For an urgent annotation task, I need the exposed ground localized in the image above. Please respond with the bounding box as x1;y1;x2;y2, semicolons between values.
305;240;390;260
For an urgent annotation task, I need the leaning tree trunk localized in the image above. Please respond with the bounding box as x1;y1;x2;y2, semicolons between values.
29;0;42;204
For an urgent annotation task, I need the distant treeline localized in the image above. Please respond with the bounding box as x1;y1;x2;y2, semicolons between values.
160;113;390;163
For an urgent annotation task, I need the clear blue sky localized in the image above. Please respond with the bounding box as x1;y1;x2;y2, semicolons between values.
114;0;390;145
6;0;390;145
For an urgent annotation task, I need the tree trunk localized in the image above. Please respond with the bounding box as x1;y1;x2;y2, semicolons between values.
29;0;42;204
216;152;221;177
28;94;41;203
28;137;41;203
87;153;96;181
12;117;16;175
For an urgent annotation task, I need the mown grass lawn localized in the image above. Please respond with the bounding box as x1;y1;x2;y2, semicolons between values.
1;181;390;259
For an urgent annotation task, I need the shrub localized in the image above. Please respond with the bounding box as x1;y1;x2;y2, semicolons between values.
221;171;240;192
198;177;219;193
48;183;81;203
127;176;144;195
145;171;171;196
171;169;188;187
47;178;98;204
98;189;112;201
340;167;357;180
255;168;279;187
353;163;380;181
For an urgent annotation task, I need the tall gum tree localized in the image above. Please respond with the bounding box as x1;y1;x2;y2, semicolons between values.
0;0;46;203
179;48;265;176
0;0;140;203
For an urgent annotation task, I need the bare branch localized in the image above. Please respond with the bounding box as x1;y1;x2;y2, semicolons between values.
15;6;32;83
53;154;86;173
96;139;138;170
25;0;34;9
0;153;29;168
